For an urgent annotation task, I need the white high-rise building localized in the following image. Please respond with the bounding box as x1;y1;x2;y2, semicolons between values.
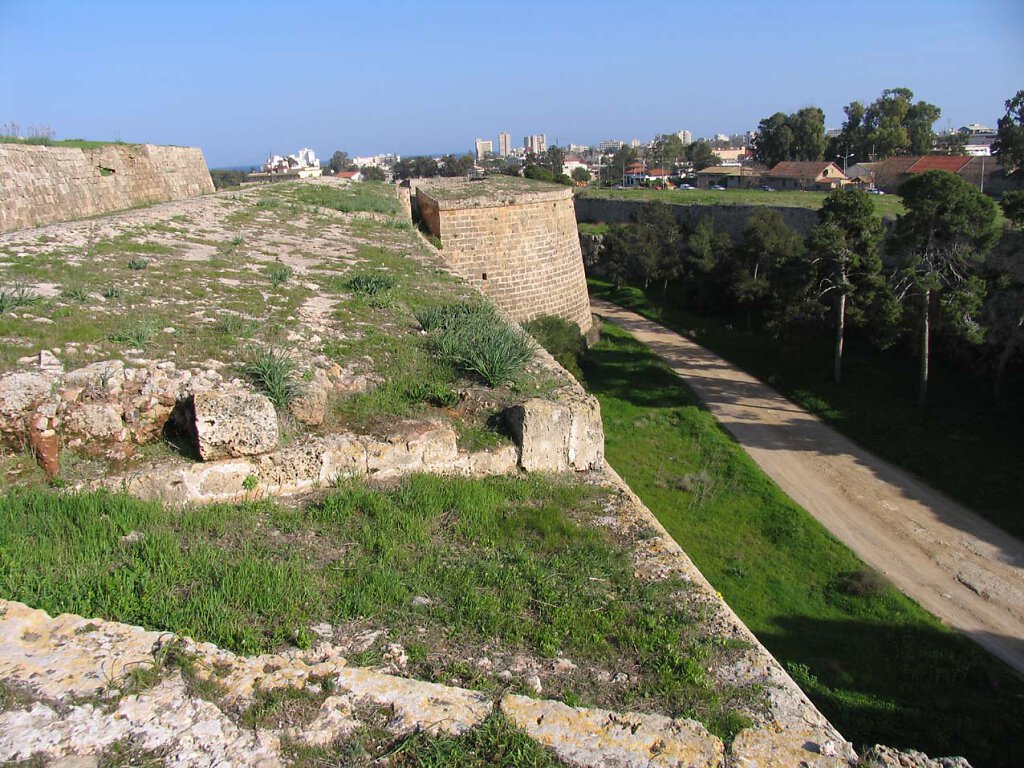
677;130;693;145
475;138;494;161
524;134;547;155
498;132;512;157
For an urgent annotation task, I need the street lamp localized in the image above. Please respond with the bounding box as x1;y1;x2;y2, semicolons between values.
836;151;855;175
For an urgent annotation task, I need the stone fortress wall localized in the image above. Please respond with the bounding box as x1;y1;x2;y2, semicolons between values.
0;143;215;233
411;178;593;333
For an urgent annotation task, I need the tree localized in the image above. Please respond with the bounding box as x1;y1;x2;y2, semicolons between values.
608;145;638;183
686;140;717;172
993;90;1024;174
392;156;438;179
359;165;386;181
751;107;825;167
1001;190;1024;227
571;166;591;184
806;188;885;383
933;130;968;155
686;216;732;309
599;225;636;289
830;88;942;161
982;266;1024;403
523;164;554;182
633;202;682;305
731;208;804;330
892;170;999;407
544;146;565;177
648;134;687;170
329;151;355;173
439;154;474;177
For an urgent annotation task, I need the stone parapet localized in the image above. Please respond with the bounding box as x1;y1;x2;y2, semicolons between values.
0;143;215;233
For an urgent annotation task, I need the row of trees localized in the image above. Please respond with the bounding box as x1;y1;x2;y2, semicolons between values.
598;173;1019;406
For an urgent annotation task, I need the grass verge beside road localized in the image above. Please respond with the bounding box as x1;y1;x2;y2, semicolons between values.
589;280;1024;540
579;322;1024;767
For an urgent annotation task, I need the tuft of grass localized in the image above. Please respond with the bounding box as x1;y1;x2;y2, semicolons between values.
216;315;259;339
0;284;40;313
243;346;303;407
266;264;292;288
61;285;90;302
421;302;536;387
345;272;396;296
102;285;122;299
108;320;156;348
127;258;148;270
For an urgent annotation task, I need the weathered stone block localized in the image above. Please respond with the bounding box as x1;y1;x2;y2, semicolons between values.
65;403;123;439
505;395;604;472
192;391;279;460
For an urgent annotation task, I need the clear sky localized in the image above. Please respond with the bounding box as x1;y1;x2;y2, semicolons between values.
1;0;1021;168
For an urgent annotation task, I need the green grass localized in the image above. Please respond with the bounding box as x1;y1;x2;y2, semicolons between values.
243;346;303;408
0;136;132;149
580;322;1024;767
589;280;1024;539
577;186;906;218
0;476;758;737
291;181;401;215
577;222;610;236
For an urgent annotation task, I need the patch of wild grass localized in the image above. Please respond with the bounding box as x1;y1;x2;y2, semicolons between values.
419;302;535;387
582;321;1024;765
525;315;587;381
127;258;148;271
290;182;401;215
61;285;91;302
216;315;259;339
108;320;156;348
0;476;754;738
345;272;396;296
243;347;303;407
266;264;292;288
0;284;39;313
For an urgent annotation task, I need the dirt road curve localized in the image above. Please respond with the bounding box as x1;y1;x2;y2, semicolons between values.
593;299;1024;675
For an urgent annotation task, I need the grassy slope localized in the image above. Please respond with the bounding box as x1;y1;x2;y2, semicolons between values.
0;136;132;149
577;186;906;218
0;475;755;738
580;323;1024;768
589;281;1024;540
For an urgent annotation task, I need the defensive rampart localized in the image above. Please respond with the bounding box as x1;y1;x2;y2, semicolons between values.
0;143;214;233
413;178;592;332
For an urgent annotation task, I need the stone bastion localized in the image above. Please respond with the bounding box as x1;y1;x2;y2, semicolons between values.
0;143;215;233
410;177;593;333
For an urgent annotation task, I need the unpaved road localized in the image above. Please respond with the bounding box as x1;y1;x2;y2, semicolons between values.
593;299;1024;675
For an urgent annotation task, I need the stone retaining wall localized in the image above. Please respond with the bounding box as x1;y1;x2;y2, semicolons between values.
0;143;215;233
414;180;592;332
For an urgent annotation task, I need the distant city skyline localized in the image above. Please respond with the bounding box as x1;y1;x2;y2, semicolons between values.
1;0;1021;167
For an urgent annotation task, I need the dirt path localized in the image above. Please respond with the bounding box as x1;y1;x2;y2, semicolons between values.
593;299;1024;675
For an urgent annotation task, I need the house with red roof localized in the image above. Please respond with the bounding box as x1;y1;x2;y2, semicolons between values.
764;161;848;191
335;170;364;181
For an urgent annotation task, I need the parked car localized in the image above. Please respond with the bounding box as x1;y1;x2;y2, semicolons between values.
758;185;777;192
710;185;726;191
867;188;885;195
678;184;694;190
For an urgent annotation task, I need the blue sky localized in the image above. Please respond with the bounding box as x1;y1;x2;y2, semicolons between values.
1;0;1021;167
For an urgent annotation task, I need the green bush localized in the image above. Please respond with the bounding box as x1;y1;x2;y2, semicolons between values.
108;320;156;348
0;284;39;313
524;315;587;381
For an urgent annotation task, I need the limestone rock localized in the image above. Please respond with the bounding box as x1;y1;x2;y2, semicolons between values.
65;403;123;440
859;744;973;768
28;427;59;478
730;724;856;767
501;693;724;767
366;420;458;476
192;391;279;460
0;372;52;436
505;394;604;473
288;384;327;426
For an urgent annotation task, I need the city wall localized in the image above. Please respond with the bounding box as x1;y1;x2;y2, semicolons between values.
0;143;215;233
574;195;822;238
414;180;592;332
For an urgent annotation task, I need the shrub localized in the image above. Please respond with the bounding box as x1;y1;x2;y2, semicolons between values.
102;285;122;299
345;273;396;296
61;285;90;302
216;315;259;339
524;315;587;381
127;258;148;270
837;568;890;598
243;347;303;408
